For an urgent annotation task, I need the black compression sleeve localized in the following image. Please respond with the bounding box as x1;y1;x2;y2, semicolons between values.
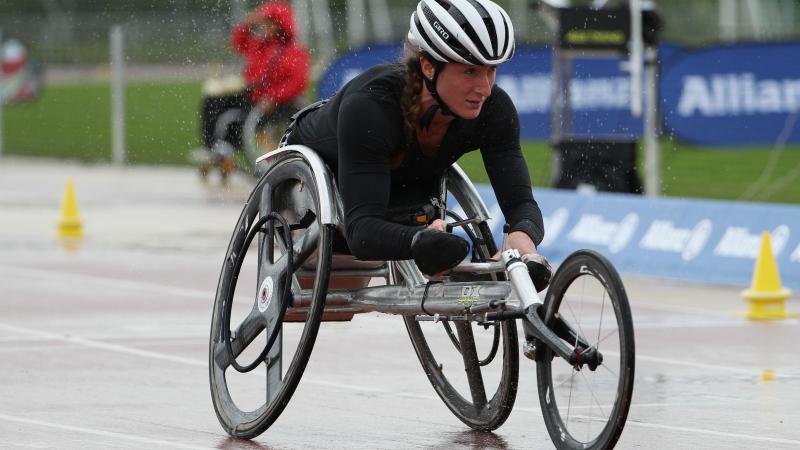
336;93;424;260
480;88;545;246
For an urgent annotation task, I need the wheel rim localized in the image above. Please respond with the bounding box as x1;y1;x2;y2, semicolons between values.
403;168;519;430
209;157;331;438
537;251;635;449
404;315;518;430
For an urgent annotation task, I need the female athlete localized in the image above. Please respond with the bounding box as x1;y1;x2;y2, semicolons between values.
286;0;549;285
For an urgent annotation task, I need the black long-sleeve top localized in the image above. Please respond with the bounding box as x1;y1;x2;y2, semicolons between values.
287;63;544;260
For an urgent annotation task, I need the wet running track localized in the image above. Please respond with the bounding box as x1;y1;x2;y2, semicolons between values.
1;158;799;449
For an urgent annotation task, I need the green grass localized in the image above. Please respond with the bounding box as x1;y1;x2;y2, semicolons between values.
456;142;552;188
4;81;800;204
4;81;202;164
660;139;800;204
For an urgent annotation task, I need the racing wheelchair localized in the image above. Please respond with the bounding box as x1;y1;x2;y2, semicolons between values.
195;104;298;183
208;145;635;449
193;74;301;183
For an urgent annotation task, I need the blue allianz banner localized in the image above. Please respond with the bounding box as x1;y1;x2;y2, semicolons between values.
319;42;800;146
456;185;800;290
661;42;800;146
318;44;643;141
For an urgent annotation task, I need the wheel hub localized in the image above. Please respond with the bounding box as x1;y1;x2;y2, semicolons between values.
258;276;275;313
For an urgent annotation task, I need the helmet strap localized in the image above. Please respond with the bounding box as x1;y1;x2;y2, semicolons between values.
419;60;461;130
418;104;440;131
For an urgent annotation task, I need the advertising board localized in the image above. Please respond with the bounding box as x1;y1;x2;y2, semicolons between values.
456;186;800;290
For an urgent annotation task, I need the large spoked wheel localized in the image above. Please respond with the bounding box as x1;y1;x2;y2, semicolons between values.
403;168;519;431
209;155;333;439
537;250;635;449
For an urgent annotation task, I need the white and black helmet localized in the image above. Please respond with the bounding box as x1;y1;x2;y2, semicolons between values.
408;0;515;66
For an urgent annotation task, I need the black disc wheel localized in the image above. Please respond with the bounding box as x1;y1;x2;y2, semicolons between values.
403;166;519;431
209;155;333;439
536;250;635;449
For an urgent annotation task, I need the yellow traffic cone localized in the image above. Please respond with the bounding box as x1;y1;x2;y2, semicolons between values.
741;232;792;320
57;180;83;239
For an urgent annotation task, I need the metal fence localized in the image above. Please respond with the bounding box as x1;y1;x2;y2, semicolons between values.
1;0;798;69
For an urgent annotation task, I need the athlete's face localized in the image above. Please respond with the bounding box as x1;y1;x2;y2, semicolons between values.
423;60;497;119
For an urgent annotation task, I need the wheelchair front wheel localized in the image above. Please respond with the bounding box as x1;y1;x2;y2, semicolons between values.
403;166;519;431
209;155;333;439
536;250;635;450
404;315;519;431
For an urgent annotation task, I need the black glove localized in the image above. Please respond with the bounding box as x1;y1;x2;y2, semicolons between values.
522;253;553;292
410;229;470;276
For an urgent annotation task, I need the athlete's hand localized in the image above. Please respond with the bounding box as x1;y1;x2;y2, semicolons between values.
504;231;537;255
490;231;537;260
426;219;447;232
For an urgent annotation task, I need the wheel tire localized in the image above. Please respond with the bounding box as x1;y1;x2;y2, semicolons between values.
404;316;518;430
404;166;519;431
536;250;635;449
209;156;333;439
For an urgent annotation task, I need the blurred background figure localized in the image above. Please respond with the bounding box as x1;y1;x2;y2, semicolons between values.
194;0;310;183
1;37;43;104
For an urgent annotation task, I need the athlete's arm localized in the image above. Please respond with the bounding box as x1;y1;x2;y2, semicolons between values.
336;93;425;260
479;87;545;249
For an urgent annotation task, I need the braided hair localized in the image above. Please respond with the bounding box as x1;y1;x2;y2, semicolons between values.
400;43;424;151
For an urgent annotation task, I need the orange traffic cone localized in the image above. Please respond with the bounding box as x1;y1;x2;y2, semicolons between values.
57;180;83;238
741;232;792;320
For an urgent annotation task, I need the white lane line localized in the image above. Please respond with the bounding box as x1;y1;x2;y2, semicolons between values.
3;320;800;380
3;266;794;332
0;333;206;343
623;419;800;445
634;352;800;378
561;291;734;315
632;318;799;329
629;300;736;315
3;323;797;445
514;402;710;413
6;266;789;372
0;266;214;301
0;265;758;319
0;336;52;343
0;413;211;450
0;344;78;353
303;379;441;401
304;379;392;394
512;408;800;444
0;323;206;368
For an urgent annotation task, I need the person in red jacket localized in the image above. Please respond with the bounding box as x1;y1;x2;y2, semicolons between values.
198;1;310;178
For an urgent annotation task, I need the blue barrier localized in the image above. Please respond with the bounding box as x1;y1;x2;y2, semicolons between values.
318;42;800;147
453;186;800;290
